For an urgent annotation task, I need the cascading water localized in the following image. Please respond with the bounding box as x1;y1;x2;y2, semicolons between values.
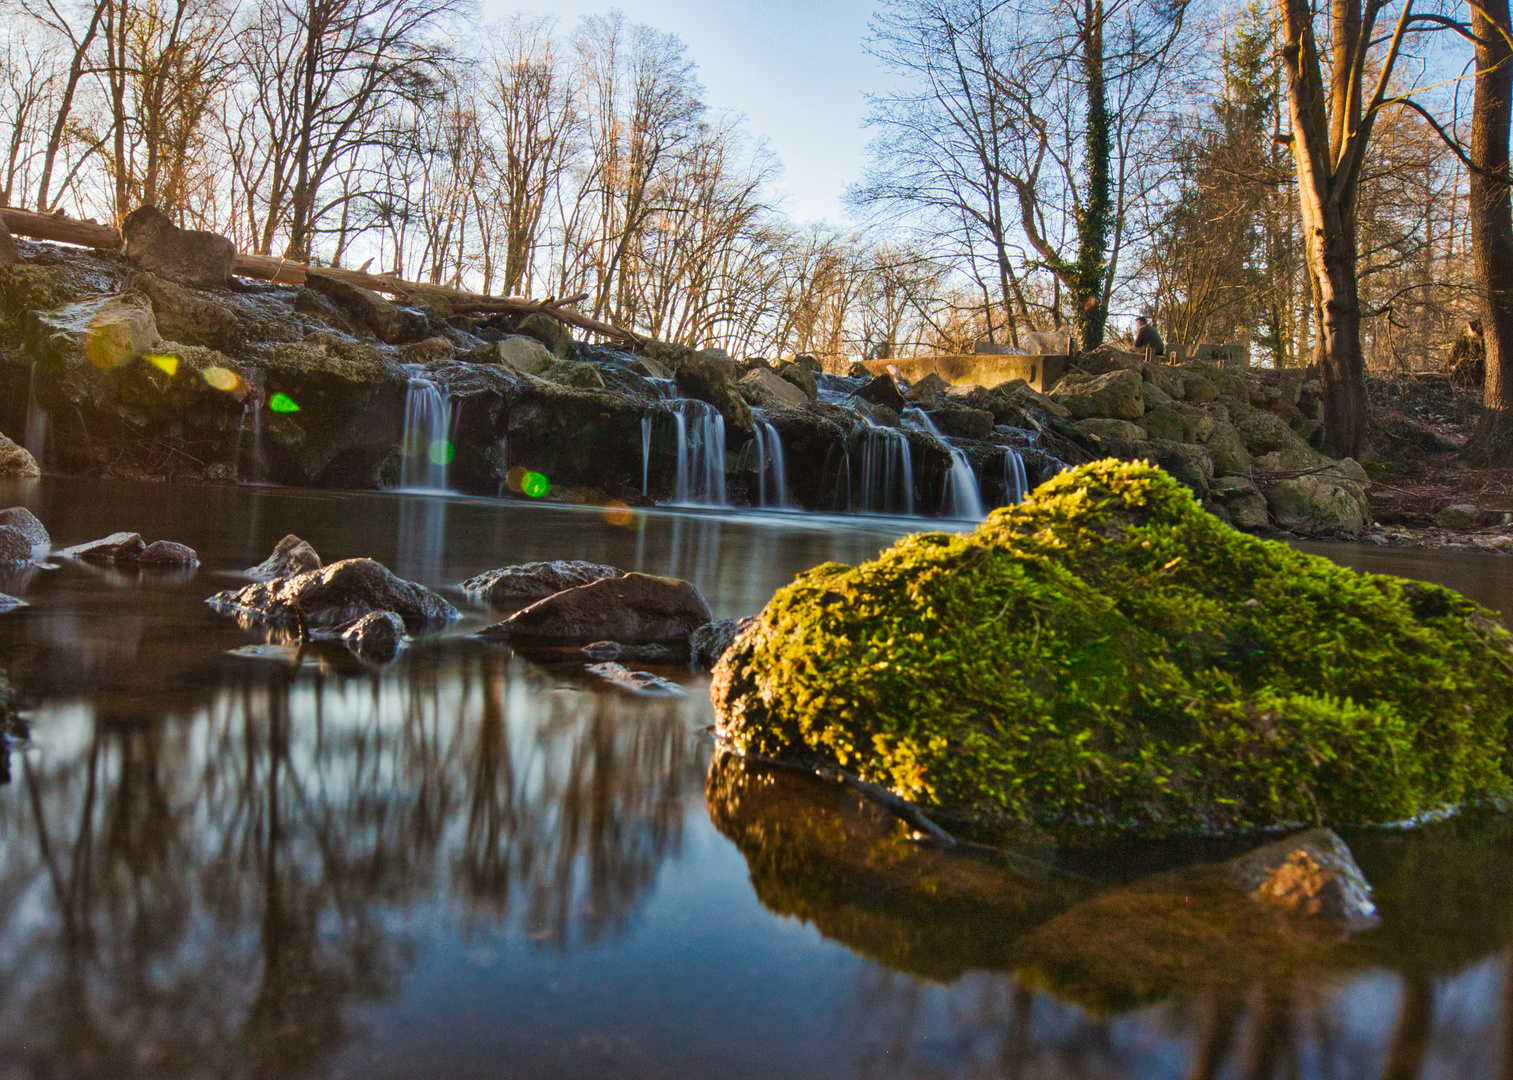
742;414;791;508
23;363;47;467
641;414;653;496
235;402;266;483
1001;447;1029;506
902;407;985;520
400;374;453;492
854;421;915;515
669;399;726;505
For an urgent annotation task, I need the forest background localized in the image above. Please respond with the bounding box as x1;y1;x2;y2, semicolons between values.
0;0;1486;374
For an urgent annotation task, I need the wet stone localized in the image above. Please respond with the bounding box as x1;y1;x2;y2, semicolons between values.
461;560;623;606
0;593;27;613
57;531;145;561
0;526;31;564
585;662;688;697
341;610;407;663
0;508;47;548
479;572;712;646
139;540;199;566
246;534;322;580
691;617;756;671
207;558;459;630
1227;827;1377;930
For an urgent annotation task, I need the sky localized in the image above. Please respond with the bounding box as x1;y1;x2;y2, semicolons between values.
476;0;893;225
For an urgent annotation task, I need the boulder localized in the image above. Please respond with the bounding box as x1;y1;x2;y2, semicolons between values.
0;594;27;613
479;572;712;645
1236;411;1298;456
461;560;623;606
246;534;322;580
0;218;18;265
495;334;555;375
1143;439;1213;498
341;610;407;663
790;354;823;373
0;508;47;548
515;311;573;358
691;616;757;671
929;405;995;440
1138;403;1186;442
712;460;1513;835
546;360;606;390
856;374;907;413
1180;370;1219;403
136;273;244;352
0;526;30;564
1264;474;1371;535
671;348;755;435
1140;380;1174;408
1253;436;1327;473
28;294;158;370
122;205;236;288
57;531;146;561
0;438;39;478
1228;827;1376;928
1203;420;1252;476
139;540;198;566
776;361;819;402
738;367;809;411
1143;365;1185;401
1079;418;1146;443
988;378;1070;420
1210;475;1269;530
632;355;672;380
1436;504;1484;530
305;273;427;345
405;336;455;363
580;640;674;663
207;558;459;630
902;372;951;408
1054;368;1144;421
585;661;688;697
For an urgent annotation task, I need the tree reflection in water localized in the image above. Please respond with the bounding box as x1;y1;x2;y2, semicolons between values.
0;650;701;1078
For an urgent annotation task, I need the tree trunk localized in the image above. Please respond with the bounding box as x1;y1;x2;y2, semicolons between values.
1468;0;1513;462
1074;0;1111;351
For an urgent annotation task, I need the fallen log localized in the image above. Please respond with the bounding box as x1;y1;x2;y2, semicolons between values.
0;205;645;345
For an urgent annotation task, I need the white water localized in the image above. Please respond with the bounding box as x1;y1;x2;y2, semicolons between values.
901;408;985;520
641;413;653;496
669;399;726;505
23;362;47;467
745;416;791;508
1001;447;1029;506
400;375;453;492
855;421;915;515
234;402;265;483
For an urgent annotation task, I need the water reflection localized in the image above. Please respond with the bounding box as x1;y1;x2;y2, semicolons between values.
0;652;703;1077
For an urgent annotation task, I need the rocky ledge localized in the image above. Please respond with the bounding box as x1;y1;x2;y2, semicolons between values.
711;460;1513;836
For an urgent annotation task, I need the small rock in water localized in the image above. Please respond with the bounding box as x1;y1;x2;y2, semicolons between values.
245;534;322;580
0;508;47;549
208;557;458;630
57;531;146;561
0;526;32;564
690;617;756;671
0;435;39;478
585;662;688;697
0;593;27;613
461;560;623;606
1227;827;1377;930
479;572;712;645
581;640;622;660
580;640;673;663
341;610;407;663
139;540;199;566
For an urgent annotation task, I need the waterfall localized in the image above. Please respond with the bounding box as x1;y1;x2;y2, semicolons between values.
235;402;266;483
400;375;453;492
1001;447;1029;506
901;407;985;520
669;399;726;505
742;415;790;508
855;421;915;515
641;413;652;496
23;363;47;467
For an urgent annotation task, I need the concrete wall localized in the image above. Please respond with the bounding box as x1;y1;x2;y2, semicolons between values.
861;353;1072;394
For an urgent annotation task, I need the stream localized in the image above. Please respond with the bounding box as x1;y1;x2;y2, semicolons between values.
0;476;1509;1078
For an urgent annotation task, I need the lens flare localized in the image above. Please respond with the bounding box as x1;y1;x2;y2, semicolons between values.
505;466;528;493
601;499;633;526
427;440;455;466
203;366;241;392
269;393;300;413
143;353;180;377
522;471;550;498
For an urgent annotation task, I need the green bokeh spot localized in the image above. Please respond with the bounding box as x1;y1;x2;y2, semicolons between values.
268;393;300;413
522;471;550;498
428;440;455;466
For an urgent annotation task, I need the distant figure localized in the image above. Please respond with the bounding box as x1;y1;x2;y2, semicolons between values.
1133;316;1165;359
1450;319;1485;389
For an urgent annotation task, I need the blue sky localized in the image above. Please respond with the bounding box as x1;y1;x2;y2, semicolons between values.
477;0;891;225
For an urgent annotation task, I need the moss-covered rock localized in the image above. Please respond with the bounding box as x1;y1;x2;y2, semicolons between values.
712;459;1513;836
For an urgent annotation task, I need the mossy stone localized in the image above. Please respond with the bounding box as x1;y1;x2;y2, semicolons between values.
712;460;1513;837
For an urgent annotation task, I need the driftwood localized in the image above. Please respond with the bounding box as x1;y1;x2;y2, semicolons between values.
0;206;644;346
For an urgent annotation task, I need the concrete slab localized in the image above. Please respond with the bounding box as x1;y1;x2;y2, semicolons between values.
862;353;1073;394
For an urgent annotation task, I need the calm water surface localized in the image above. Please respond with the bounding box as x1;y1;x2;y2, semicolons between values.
0;478;1508;1079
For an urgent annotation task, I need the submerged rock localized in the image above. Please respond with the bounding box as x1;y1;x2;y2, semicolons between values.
0;526;30;563
585;661;688;697
712;460;1513;836
0;508;46;548
57;531;146;561
480;572;712;645
139;539;198;566
0;438;39;479
340;610;407;663
0;593;27;613
1228;827;1376;929
246;534;322;580
690;616;757;671
207;557;458;630
461;560;623;606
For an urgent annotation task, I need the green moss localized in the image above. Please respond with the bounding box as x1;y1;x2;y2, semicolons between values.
713;460;1513;835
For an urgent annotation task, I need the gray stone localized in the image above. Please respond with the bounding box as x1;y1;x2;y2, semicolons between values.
0;508;46;548
341;610;407;663
1210;475;1269;530
246;535;322;580
0;217;19;265
495;334;555;375
479;572;712;645
0;437;37;479
57;531;145;561
632;355;671;380
1236;411;1296;456
902;371;950;408
1436;503;1483;530
306;273;427;344
28;294;158;370
738;367;809;410
545;360;606;390
585;661;688;697
207;558;459;630
405;336;455;363
1228;827;1377;930
139;539;198;566
691;616;757;671
777;361;819;402
1079;418;1147;443
1145;439;1214;498
516;311;573;358
1054;368;1145;421
671;348;754;435
136;273;244;352
1180;371;1219;403
856;374;907;413
929;405;995;440
462;560;623;606
1264;475;1371;535
1139;403;1186;442
0;526;30;564
122;205;236;288
1204;420;1252;476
